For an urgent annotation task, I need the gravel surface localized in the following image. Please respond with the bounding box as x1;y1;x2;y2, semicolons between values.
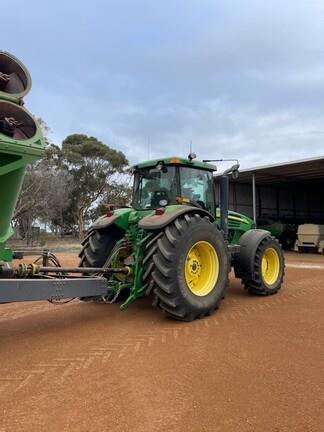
0;252;323;431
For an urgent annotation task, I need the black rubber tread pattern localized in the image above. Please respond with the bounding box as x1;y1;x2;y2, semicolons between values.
142;232;163;295
78;226;125;301
243;236;285;296
79;226;124;268
152;214;230;321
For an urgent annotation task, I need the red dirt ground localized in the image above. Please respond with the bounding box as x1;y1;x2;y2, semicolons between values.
0;252;323;431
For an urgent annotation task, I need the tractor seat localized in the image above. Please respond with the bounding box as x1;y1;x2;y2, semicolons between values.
151;189;169;207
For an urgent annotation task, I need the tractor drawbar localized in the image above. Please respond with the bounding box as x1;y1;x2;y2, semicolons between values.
0;250;122;304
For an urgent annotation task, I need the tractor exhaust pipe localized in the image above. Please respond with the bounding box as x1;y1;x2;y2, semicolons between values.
220;175;229;240
219;163;240;241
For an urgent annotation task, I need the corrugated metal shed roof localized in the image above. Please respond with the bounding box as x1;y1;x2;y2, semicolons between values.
217;155;324;184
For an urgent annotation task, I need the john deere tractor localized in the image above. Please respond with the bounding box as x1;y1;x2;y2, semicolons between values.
78;155;285;321
0;51;285;322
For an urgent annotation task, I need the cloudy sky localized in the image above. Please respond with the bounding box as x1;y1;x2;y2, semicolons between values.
2;0;324;168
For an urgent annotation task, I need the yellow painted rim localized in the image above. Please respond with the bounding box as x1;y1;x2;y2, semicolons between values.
107;246;128;282
261;247;280;286
185;241;219;296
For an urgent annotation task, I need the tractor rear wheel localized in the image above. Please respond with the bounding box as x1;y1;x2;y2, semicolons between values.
243;236;284;295
152;214;229;321
79;226;124;268
78;226;125;301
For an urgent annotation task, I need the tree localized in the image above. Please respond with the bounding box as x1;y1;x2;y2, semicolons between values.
11;118;54;242
12;125;130;242
89;180;133;221
35;117;52;146
12;145;71;242
62;134;128;237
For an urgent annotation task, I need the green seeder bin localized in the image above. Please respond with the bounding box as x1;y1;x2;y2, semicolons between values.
0;51;46;261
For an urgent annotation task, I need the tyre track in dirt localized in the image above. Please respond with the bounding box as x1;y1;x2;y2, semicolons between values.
0;303;66;324
1;252;323;431
0;271;322;402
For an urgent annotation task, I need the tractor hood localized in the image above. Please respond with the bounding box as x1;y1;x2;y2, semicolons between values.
219;209;254;227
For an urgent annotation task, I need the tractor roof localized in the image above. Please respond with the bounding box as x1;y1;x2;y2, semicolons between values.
133;157;217;172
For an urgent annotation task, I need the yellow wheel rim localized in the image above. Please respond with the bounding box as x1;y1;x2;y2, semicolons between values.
261;247;280;286
106;246;129;282
185;241;219;296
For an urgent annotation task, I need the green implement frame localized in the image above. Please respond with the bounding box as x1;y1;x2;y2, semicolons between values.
0;51;46;261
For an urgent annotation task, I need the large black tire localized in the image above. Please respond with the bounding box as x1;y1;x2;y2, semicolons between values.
243;236;284;295
152;214;230;321
142;231;163;296
79;226;124;268
78;225;125;300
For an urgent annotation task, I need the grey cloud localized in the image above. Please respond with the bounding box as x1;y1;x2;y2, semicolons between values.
2;0;324;168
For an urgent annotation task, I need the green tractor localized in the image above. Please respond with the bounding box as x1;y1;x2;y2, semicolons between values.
0;51;285;322
79;155;285;321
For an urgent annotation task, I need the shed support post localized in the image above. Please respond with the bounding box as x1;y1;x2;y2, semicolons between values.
252;173;257;225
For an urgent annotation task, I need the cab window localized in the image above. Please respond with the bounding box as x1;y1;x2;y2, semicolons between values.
133;166;177;209
179;167;214;212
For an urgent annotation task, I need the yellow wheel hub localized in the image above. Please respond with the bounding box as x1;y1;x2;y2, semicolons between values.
185;241;219;296
261;247;280;286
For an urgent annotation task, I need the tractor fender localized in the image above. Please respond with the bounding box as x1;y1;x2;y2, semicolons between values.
138;206;214;231
90;208;133;231
233;229;271;279
91;214;119;230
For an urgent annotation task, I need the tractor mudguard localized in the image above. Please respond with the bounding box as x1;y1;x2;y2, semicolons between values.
233;229;271;279
91;214;119;230
138;206;214;231
91;208;132;231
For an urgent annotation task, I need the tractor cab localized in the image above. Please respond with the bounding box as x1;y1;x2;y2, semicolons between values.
132;156;216;215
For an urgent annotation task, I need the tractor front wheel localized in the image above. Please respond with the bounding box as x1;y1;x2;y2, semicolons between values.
244;236;284;295
152;214;229;321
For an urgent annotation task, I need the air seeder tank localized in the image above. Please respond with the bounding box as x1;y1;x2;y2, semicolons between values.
0;51;46;261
